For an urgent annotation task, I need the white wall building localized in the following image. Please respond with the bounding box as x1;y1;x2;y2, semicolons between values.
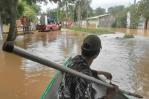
86;14;115;28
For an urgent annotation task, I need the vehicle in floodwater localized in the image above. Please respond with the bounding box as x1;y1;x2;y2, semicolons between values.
36;15;61;32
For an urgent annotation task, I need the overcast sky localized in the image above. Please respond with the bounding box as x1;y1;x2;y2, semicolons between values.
91;0;140;9
39;0;140;12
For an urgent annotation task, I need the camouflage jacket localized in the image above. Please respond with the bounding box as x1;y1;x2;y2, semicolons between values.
58;55;100;99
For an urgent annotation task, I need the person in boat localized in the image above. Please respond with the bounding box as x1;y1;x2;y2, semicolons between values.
59;35;118;99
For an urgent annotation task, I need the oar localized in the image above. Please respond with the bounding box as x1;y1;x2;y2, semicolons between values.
97;76;143;98
2;41;143;98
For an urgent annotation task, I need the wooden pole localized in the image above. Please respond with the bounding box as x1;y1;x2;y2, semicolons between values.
134;0;136;5
0;14;3;40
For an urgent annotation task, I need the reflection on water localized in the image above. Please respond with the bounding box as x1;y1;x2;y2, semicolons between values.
0;30;86;99
0;29;149;99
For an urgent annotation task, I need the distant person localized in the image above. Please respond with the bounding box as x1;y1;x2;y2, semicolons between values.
59;35;118;99
58;21;62;30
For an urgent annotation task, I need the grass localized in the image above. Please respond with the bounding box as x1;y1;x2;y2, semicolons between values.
70;27;113;34
123;34;134;38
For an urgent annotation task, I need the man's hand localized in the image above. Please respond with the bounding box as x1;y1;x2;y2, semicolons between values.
102;72;112;80
91;70;112;80
104;84;119;99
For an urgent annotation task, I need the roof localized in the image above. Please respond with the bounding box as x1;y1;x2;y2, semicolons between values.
87;13;111;20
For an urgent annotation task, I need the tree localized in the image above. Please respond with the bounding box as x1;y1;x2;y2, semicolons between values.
108;6;126;28
23;2;40;21
76;0;92;20
108;5;127;28
138;0;149;29
128;5;140;29
47;9;57;17
87;5;94;17
57;0;76;21
72;0;92;27
95;7;105;15
56;0;92;27
108;5;125;16
5;0;18;41
0;0;59;41
80;0;92;19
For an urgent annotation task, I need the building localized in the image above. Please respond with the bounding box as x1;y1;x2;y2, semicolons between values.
86;14;115;28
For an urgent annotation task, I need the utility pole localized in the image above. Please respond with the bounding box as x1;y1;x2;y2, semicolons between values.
78;0;81;27
134;0;136;6
65;1;69;27
0;13;3;40
86;3;88;29
57;2;60;21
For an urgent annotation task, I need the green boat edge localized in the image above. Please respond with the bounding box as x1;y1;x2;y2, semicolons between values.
40;71;60;99
40;58;72;99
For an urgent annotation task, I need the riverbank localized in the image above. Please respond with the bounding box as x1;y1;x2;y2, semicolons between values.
69;27;114;34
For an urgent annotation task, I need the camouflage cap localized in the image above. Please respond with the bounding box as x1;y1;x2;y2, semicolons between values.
81;35;102;57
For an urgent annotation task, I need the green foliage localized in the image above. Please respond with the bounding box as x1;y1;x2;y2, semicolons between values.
47;9;57;17
0;0;14;24
95;7;105;15
138;0;149;29
17;1;25;17
84;6;105;18
124;34;134;38
128;5;140;29
31;3;41;13
109;5;127;28
59;10;66;20
56;0;76;21
0;0;59;41
112;15;127;28
87;6;94;17
54;0;92;22
74;0;92;21
108;5;125;16
138;0;149;19
17;0;40;22
80;0;91;19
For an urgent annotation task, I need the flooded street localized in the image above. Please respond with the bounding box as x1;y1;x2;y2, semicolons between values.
0;29;149;99
111;28;149;37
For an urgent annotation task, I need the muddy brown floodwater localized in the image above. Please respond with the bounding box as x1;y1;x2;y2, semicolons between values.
0;29;149;99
